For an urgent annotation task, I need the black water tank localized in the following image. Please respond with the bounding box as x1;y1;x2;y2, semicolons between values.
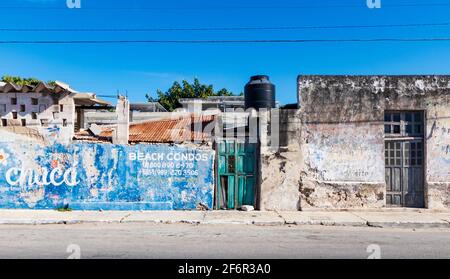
244;75;276;110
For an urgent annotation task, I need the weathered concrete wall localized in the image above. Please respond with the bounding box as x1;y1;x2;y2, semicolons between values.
259;109;303;211
0;131;214;210
300;123;385;209
426;105;450;209
299;75;450;209
113;97;130;145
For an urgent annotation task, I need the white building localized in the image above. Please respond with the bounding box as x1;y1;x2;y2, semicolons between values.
83;102;167;128
0;81;110;144
178;96;245;113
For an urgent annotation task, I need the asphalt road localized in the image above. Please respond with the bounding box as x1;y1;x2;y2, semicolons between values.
0;223;449;259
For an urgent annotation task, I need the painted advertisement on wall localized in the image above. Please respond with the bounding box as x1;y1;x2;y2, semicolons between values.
303;123;385;183
0;142;215;210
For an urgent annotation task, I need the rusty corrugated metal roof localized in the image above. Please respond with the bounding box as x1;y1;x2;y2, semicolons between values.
97;115;215;143
73;130;112;143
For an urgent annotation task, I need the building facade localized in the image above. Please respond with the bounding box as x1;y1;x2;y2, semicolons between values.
0;75;448;211
179;96;246;113
260;75;450;211
83;102;168;128
0;81;109;144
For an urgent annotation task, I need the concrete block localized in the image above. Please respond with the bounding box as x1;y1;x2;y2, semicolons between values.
240;205;254;212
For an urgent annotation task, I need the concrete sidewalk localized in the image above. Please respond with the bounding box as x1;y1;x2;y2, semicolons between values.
0;210;450;228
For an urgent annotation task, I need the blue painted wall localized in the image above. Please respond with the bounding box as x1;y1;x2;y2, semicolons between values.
0;142;215;210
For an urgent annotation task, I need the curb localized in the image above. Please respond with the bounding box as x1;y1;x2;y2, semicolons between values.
1;210;449;228
286;220;368;227
366;222;450;229
1;219;449;228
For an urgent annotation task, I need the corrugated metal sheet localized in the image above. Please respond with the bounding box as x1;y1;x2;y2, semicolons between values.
98;115;215;143
73;130;112;143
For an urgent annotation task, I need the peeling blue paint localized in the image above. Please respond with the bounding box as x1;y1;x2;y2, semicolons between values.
0;142;215;210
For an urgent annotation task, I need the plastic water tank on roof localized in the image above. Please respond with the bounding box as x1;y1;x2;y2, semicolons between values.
244;75;276;110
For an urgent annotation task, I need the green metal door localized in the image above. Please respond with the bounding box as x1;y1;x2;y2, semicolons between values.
216;141;257;210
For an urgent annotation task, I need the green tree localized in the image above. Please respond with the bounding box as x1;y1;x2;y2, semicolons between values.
146;78;235;111
1;75;55;86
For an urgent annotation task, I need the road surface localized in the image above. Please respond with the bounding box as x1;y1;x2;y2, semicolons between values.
0;223;449;259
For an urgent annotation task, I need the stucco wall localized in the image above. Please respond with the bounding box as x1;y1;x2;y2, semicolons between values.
300;122;385;209
298;75;450;209
426;105;450;208
259;109;303;211
0;133;214;210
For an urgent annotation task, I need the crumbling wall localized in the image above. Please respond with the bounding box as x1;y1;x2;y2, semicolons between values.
300;123;385;209
426;105;450;209
259;109;303;211
299;75;450;209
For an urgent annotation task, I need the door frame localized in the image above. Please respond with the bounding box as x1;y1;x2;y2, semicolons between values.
214;139;258;210
384;110;426;208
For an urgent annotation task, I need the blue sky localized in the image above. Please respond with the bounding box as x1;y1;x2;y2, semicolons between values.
0;0;450;105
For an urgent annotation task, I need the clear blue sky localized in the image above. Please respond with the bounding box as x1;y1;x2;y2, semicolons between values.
1;0;450;105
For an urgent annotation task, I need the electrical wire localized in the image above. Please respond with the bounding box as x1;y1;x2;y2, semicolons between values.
1;23;449;32
1;2;450;10
0;38;449;44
